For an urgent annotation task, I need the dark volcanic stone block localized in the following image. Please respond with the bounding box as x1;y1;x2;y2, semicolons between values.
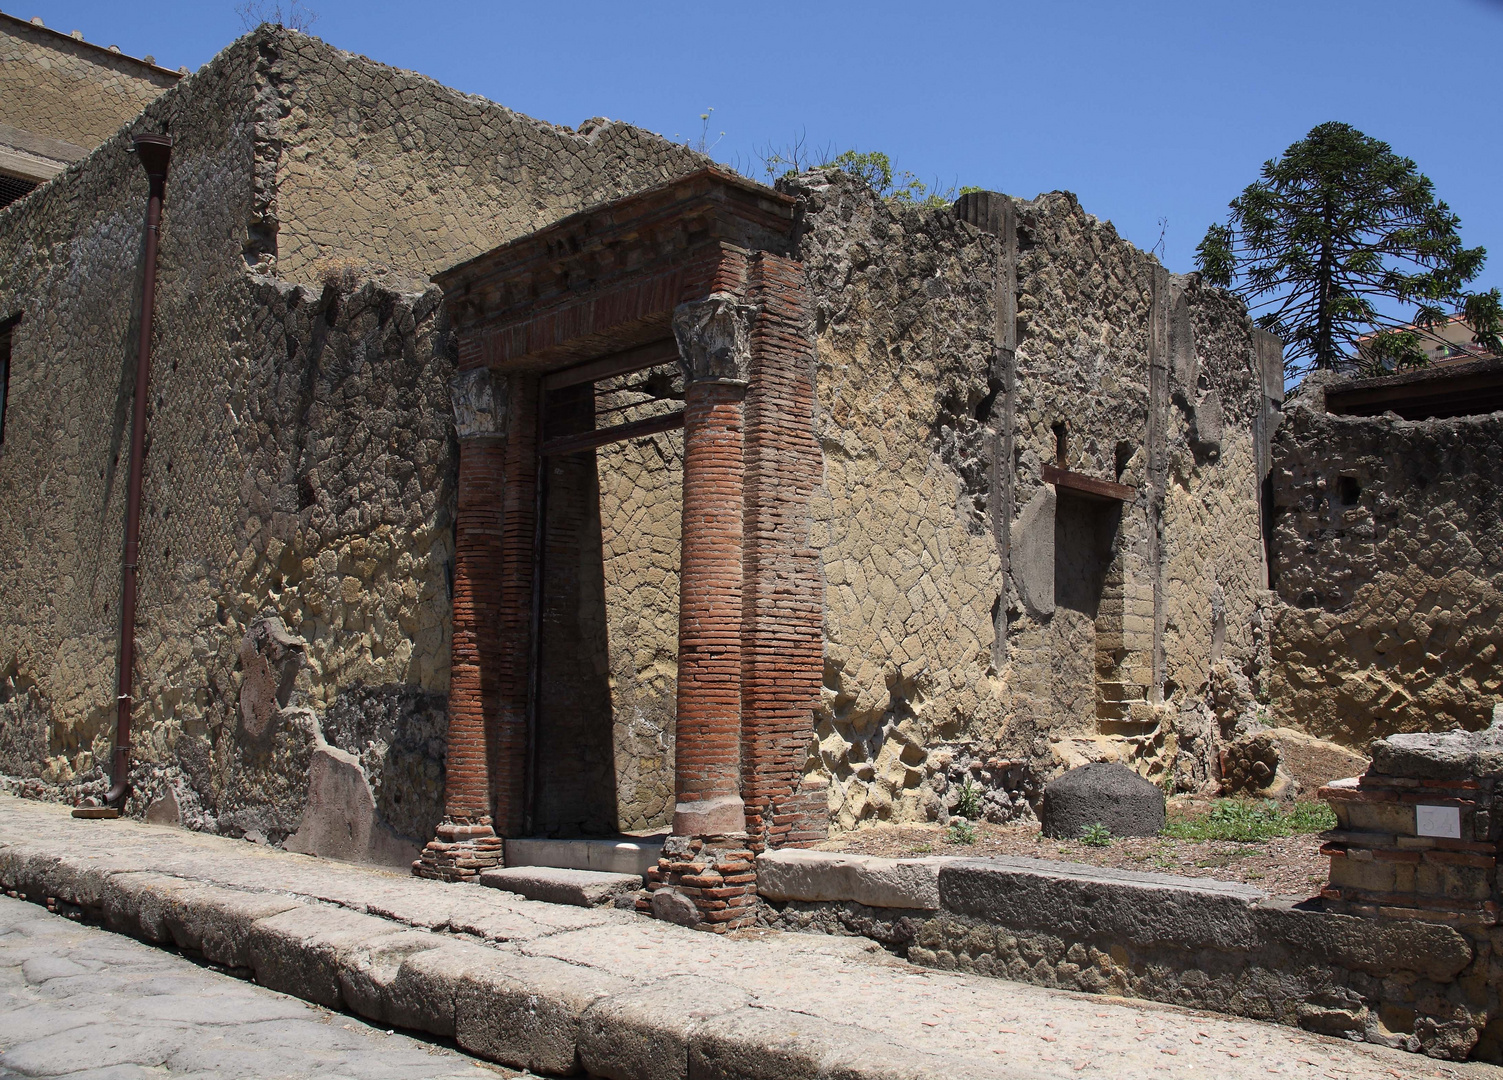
1041;762;1165;838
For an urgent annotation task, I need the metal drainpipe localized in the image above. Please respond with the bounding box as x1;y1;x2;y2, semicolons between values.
105;132;172;809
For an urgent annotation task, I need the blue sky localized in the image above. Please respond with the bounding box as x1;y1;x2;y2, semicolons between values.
15;0;1503;299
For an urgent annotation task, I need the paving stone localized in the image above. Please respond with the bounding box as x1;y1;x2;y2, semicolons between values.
0;894;512;1079
479;865;642;907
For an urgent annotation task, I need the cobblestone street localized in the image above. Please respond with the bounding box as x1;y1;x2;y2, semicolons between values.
0;896;511;1079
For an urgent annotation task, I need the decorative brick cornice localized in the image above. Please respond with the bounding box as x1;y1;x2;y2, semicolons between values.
673;294;757;387
450;368;510;440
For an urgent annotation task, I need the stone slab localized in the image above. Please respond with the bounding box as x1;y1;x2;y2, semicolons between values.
938;855;1267;950
505;835;665;877
756;849;955;910
479;865;643;907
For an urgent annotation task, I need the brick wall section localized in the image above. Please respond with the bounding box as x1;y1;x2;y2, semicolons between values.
445;435;507;821
740;253;827;849
492;376;541;835
672;378;748;831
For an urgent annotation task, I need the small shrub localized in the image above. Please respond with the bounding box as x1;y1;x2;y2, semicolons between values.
947;819;977;845
955;777;983;820
1161;799;1336;842
1079;822;1113;847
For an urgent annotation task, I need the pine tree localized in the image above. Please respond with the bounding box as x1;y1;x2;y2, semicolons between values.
1196;122;1487;375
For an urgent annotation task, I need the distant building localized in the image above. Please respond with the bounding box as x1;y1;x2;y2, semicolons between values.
0;10;182;207
1355;310;1500;368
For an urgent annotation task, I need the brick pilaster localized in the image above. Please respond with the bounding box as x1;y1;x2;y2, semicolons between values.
415;369;512;881
491;375;540;836
671;374;749;837
739;254;828;850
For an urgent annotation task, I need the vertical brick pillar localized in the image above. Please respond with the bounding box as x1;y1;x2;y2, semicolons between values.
490;374;540;837
415;368;511;881
739;253;827;851
643;293;758;931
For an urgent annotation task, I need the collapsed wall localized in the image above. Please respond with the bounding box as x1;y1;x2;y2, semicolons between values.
1269;387;1503;742
0;25;702;848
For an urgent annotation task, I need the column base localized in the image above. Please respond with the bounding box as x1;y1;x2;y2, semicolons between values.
411;817;504;882
640;833;757;933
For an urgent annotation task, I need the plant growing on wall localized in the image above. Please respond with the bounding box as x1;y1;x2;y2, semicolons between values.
758;137;978;209
1196;122;1488;377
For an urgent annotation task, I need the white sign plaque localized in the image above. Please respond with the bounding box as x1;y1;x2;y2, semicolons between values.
1415;804;1462;839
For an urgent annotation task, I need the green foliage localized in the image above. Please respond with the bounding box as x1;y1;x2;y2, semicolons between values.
758;138;971;209
1357;329;1429;376
1196;122;1487;375
1079;822;1113;847
947;819;977;845
1464;287;1503;354
1162;799;1336;843
954;777;983;820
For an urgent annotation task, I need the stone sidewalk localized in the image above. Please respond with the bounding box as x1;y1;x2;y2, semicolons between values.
0;797;1493;1079
0;895;513;1078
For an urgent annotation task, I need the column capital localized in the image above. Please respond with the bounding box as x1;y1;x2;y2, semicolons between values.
673;293;757;386
450;368;510;440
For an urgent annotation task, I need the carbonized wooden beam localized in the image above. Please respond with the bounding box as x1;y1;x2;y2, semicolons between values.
541;339;681;392
540;409;685;457
1042;464;1136;503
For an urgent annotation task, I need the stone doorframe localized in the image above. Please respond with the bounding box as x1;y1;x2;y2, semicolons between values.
413;170;828;926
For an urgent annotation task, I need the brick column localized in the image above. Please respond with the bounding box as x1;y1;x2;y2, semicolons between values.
414;369;510;881
644;293;758;931
739;253;827;850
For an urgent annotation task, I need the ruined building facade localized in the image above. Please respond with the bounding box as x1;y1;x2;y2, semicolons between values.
0;24;1382;889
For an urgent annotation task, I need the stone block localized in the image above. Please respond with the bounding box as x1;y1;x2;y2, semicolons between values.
1040;762;1165;839
1257;899;1473;982
454;952;630;1075
383;939;500;1038
159;883;304;970
938;856;1266;951
506;835;665;877
479;865;642;908
689;1007;906;1080
755;850;953;910
284;743;419;868
578;974;751;1080
245;904;408;1009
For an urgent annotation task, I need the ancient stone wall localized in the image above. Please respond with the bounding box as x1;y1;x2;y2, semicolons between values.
788;171;1267;831
0;32;265;793
789;171;1000;832
0;25;706;848
596;368;684;835
0;13;180;152
261;32;705;287
1269;394;1503;742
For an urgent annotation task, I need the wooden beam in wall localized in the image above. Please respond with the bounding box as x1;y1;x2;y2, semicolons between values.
540;409;685;457
541;338;681;392
1042;464;1136;503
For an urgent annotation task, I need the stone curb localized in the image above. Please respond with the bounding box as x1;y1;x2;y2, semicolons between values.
0;836;1019;1079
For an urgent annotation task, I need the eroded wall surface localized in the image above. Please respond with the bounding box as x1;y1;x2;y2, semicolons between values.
262;33;705;287
788;173;1267;830
0;26;704;846
1270;398;1503;742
